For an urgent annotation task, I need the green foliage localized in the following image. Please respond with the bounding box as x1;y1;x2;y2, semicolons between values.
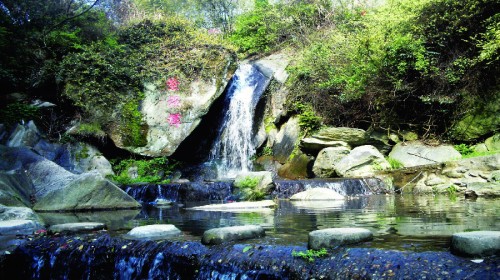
0;103;40;126
234;176;265;201
293;102;322;134
454;143;475;156
259;146;273;157
292;248;328;262
237;176;260;188
110;157;176;185
387;157;404;170
73;123;107;138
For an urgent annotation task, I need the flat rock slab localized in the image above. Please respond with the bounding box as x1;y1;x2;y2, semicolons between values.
309;228;373;250
49;222;106;234
290;188;344;200
125;224;181;240
0;220;41;235
451;231;500;257
188;200;276;212
202;225;265;245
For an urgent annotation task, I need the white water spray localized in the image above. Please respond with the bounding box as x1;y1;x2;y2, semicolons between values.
210;64;266;178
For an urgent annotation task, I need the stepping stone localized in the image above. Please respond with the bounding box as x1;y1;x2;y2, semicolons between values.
49;222;106;233
308;228;373;250
451;231;500;257
125;224;181;240
290;188;344;200
202;225;265;245
0;220;41;235
188;200;275;212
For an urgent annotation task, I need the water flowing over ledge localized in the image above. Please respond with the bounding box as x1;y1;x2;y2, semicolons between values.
2;234;498;279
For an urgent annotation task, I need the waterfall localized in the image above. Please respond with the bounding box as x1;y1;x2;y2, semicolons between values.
209;63;269;179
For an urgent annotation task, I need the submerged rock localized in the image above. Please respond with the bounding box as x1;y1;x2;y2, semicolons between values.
187;200;276;212
308;228;373;250
451;231;500;257
49;222;106;234
290;188;344;200
202;225;265;245
126;224;181;240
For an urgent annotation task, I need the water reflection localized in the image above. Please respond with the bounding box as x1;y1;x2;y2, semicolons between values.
42;195;499;251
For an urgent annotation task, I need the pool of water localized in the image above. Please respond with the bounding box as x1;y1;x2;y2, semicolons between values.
38;195;500;252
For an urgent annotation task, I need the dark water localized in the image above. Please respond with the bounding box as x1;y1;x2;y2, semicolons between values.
40;195;500;252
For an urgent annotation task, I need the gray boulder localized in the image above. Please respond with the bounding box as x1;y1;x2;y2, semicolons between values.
465;182;500;198
0;219;41;235
389;141;461;167
312;147;350;178
0;205;40;222
300;138;350;154
451;231;500;257
311;127;369;147
308;228;373;250
49;222;106;234
335;145;391;177
34;171;140;211
69;142;114;176
6;121;41;148
290;188;344;200
126;224;181;240
485;133;500;151
202;225;265;245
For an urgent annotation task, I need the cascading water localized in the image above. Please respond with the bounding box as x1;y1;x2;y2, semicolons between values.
209;63;269;179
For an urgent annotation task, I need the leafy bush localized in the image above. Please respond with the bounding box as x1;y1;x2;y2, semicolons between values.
454;143;474;156
0;103;40;126
110;157;177;185
234;176;265;201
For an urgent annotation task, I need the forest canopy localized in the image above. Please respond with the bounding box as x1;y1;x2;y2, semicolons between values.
1;0;499;141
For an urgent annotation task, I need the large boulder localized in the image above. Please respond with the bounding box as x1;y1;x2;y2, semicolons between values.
312;147;351;178
335;145;391;177
0;146;140;211
311;127;369;147
113;58;234;157
33;171;140;211
68;142;114;176
451;231;500;257
202;225;265;245
389;141;461;167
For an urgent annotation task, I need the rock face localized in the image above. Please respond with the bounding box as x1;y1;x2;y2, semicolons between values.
311;127;369;147
389;141;461;167
308;228;373;250
290;188;344;200
202;225;265;245
272;117;300;163
312;147;351;178
451;231;500;257
126;224;181;240
0;172;34;207
335;145;390;177
49;222;106;234
6;121;41;148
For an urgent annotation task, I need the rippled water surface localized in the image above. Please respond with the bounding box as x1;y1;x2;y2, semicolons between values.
39;195;499;251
